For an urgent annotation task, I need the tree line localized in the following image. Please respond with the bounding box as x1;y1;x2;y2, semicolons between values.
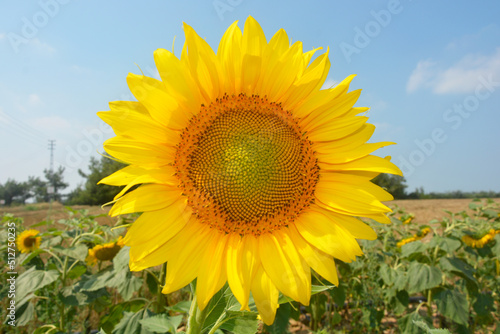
0;167;69;206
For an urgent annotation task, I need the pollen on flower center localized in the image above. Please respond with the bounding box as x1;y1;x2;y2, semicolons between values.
174;94;319;236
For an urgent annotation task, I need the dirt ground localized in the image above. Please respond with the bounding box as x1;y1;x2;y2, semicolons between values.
2;198;499;228
0;202;115;228
389;198;500;223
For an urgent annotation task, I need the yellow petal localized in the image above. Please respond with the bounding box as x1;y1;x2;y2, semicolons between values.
315;173;392;215
317;142;395;165
295;74;356;120
251;265;279;326
109;100;149;115
240;16;266;94
111;165;177;200
259;230;311;305
306;115;368;143
124;197;190;247
217;20;242;94
287;224;339;286
279;49;330;110
126;73;189;130
226;234;259;310
294;209;363;262
162;222;214;293
319;155;403;176
261;41;305;102
108;184;181;217
182;23;223;103
197;231;228;310
154;48;201;114
103;136;175;167
325;212;377;240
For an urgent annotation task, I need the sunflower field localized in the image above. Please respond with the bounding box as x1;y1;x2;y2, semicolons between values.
1;198;498;333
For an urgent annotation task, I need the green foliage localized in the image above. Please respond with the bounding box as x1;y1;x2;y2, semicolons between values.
371;173;408;199
67;155;125;205
1;199;499;333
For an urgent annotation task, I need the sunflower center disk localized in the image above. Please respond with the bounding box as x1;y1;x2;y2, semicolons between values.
24;236;37;248
174;94;319;236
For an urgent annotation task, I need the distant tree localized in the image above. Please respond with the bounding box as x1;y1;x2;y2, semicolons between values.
28;176;48;203
371;174;408;199
67;155;126;205
44;166;69;202
0;179;31;206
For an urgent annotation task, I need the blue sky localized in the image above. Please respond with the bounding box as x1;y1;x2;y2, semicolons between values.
1;0;499;194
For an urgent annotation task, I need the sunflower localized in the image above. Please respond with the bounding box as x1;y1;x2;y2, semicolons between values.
86;236;124;266
17;229;41;253
462;229;496;249
99;16;401;324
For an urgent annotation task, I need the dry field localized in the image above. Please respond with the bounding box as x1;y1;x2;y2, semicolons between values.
389;198;500;223
2;198;499;228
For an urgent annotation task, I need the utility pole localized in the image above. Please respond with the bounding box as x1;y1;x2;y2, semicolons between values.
47;140;56;217
48;140;55;174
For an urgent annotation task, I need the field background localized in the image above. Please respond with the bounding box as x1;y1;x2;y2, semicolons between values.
3;198;500;228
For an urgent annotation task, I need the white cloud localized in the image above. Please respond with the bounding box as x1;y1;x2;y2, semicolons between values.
0;33;5;40
28;94;43;107
407;48;500;94
29;38;56;55
406;60;437;93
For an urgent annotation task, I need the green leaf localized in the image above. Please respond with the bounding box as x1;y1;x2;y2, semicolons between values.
439;257;476;282
401;241;428;258
394;270;408;291
434;288;469;326
220;311;259;334
491;234;500;257
412;320;451;333
407;262;442;294
379;263;397;285
329;284;346;307
397;312;431;334
203;284;231;331
394;290;409;315
67;264;87;279
111;270;143;301
16;267;60;301
139;314;183;333
146;271;159;295
473;293;494;317
112;309;154;334
14;298;35;326
166;300;191;313
19;249;46;266
113;246;131;271
79;271;114;292
482;209;498;219
52;243;88;261
278;285;333;304
265;302;291;334
430;236;461;253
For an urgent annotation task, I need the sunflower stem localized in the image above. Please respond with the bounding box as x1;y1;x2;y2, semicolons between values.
186;283;208;334
156;263;167;313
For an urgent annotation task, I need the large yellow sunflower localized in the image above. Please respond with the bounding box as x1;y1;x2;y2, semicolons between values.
17;229;41;254
99;16;401;324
